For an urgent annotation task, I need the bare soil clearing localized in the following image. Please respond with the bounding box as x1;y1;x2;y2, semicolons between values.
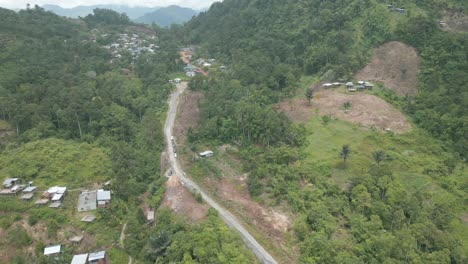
202;147;296;262
160;175;209;222
356;41;420;96
174;91;204;144
276;90;411;133
441;11;468;33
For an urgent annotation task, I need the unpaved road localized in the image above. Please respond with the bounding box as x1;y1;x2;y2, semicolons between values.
164;82;278;264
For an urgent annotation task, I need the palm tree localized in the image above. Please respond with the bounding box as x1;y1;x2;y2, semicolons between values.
340;145;350;165
305;88;313;105
372;150;386;166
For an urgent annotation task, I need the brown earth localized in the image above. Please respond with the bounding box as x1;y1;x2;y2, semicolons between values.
275;90;411;133
201;147;297;262
174;91;204;144
160;175;210;222
356;41;420;96
441;10;468;33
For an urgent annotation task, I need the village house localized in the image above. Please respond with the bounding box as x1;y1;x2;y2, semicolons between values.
97;189;111;208
78;190;97;212
88;251;107;264
44;244;61;256
71;253;88;264
199;150;214;158
3;177;19;188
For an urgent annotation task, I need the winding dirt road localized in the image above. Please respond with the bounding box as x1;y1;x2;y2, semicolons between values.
164;82;278;264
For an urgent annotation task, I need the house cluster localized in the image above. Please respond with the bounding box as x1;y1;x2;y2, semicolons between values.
321;81;374;92
103;33;159;60
36;186;68;208
387;4;405;13
346;81;374;92
44;244;107;264
1;178;68;208
0;178;32;196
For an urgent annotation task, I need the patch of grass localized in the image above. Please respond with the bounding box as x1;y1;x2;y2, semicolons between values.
0;138;112;189
108;248;129;264
304;116;461;190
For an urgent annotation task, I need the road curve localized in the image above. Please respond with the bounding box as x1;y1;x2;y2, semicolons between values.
164;82;278;264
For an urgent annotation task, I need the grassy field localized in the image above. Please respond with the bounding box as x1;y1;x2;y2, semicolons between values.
303;115;462;189
0;138;112;189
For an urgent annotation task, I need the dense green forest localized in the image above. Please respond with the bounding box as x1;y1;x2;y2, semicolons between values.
0;6;255;263
182;0;467;263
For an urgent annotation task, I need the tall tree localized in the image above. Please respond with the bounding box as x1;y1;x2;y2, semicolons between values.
340;144;350;165
305;88;313;105
372;150;386;166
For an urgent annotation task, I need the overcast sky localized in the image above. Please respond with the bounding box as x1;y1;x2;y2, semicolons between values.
0;0;220;10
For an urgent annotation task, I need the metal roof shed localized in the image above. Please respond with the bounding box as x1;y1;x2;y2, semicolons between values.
20;193;34;200
23;186;37;193
71;253;88;264
3;178;19;188
97;190;111;201
44;245;61;255
88;251;106;262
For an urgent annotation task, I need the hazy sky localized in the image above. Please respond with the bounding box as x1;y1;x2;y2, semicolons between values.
0;0;220;10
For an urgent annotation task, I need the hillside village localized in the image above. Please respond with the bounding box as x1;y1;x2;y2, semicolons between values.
1;177;112;263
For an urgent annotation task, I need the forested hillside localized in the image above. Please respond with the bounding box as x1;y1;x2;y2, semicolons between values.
136;5;199;27
0;6;255;263
179;0;467;263
185;0;467;155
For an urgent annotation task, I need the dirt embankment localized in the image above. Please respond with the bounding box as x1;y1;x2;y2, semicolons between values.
276;90;411;133
174;91;204;144
160;175;210;222
441;10;468;33
356;41;420;96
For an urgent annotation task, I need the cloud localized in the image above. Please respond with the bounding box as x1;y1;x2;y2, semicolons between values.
0;0;219;10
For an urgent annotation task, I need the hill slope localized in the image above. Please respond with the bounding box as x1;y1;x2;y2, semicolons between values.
136;5;198;27
42;4;157;19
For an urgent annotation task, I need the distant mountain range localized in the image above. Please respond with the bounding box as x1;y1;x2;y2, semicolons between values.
42;4;200;26
136;5;199;27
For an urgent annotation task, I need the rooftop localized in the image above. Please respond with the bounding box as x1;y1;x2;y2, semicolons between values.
44;244;61;255
199;150;214;156
97;190;111;201
81;214;96;222
88;251;106;261
20;193;34;200
49;201;61;208
48;186;67;194
35;198;49;205
23;186;37;193
78;191;97;212
71;253;88;264
3;178;19;187
147;210;155;221
51;193;64;201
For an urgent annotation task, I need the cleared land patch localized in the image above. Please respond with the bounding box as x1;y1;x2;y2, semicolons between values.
160;175;210;222
441;10;468;33
174;90;204;144
275;90;411;133
356;41;420;96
